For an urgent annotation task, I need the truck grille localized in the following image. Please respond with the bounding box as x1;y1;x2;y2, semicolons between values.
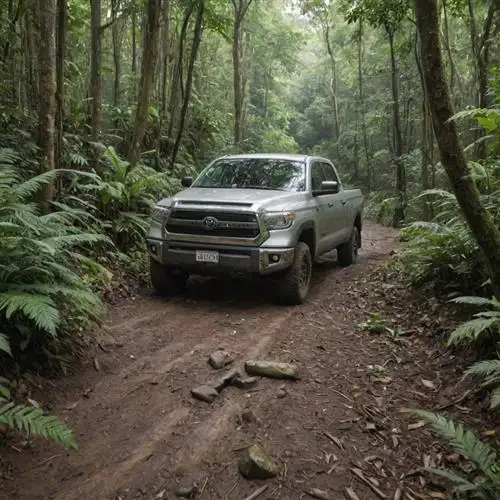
166;209;260;239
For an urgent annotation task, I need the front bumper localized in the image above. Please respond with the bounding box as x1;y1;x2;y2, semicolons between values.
147;239;295;276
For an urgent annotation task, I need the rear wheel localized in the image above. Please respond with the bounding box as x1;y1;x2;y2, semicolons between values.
150;258;188;296
337;226;359;267
275;242;312;305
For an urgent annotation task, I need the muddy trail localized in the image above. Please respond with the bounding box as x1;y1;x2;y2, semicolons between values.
1;222;428;500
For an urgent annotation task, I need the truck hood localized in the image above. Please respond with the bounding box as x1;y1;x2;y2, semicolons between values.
160;187;306;211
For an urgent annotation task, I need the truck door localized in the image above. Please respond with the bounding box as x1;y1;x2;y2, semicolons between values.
310;161;331;256
319;162;346;248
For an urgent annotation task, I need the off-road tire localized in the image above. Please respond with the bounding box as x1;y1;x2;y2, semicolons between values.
150;258;188;296
276;242;312;305
337;226;359;267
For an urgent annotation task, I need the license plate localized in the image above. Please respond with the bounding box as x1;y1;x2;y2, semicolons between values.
196;250;219;263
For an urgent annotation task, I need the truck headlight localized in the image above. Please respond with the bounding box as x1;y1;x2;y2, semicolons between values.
151;205;172;223
263;211;296;230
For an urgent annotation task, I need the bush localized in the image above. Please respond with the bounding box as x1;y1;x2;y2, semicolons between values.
0;149;109;368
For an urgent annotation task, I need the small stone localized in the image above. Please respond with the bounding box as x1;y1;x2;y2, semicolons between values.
245;360;299;380
175;483;198;498
276;388;287;399
238;444;280;479
241;410;257;423
208;369;240;392
191;385;218;403
233;376;258;389
208;350;234;369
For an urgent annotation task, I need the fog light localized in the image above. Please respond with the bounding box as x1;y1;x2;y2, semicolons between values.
270;254;280;262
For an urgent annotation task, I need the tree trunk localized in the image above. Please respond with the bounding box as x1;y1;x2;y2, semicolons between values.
414;29;433;220
36;0;57;204
171;0;204;167
325;25;340;149
357;18;371;190
25;3;39;114
90;0;101;142
128;0;162;167
166;5;193;141
415;0;500;299
388;29;406;227
131;0;137;74
231;0;253;150
55;0;66;169
232;16;243;148
112;8;121;108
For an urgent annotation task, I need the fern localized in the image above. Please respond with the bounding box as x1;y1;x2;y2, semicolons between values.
404;410;500;499
0;398;78;450
0;333;12;356
0;156;109;362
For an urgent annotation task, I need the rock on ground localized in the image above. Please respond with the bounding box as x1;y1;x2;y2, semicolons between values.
238;444;280;479
245;360;300;380
208;369;240;392
190;385;218;403
208;349;234;369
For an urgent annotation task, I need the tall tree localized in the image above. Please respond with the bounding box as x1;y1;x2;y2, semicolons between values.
343;0;410;226
36;0;57;203
90;0;101;142
231;0;254;149
128;0;162;166
171;0;205;166
415;0;500;298
55;0;67;171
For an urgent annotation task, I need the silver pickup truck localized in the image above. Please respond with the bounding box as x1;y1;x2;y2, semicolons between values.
147;154;364;304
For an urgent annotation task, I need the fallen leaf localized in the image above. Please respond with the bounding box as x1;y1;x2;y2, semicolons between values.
421;379;436;390
306;488;331;500
323;431;344;450
344;487;361;500
407;421;426;430
93;358;100;371
27;398;40;408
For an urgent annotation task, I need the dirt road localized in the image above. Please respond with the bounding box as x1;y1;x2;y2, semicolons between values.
1;222;402;500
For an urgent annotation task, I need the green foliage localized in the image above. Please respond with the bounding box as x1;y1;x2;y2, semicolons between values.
0;149;107;363
0;377;77;449
404;410;500;499
447;296;500;347
65;146;180;250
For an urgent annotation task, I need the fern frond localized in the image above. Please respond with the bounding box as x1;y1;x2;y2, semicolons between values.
0;333;12;356
490;388;500;409
0;292;59;335
403;409;496;471
465;360;500;379
448;318;499;346
450;296;496;307
0;401;77;449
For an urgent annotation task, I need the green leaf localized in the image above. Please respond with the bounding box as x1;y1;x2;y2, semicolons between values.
0;334;12;356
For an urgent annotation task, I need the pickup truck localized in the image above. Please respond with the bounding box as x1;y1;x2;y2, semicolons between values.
147;153;364;304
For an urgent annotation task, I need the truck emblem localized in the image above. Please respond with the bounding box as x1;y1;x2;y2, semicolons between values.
202;216;218;229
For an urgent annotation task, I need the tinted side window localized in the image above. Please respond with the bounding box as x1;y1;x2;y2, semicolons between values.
321;163;339;183
311;163;325;191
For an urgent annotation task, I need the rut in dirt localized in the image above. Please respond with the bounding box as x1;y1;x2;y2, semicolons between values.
0;222;398;500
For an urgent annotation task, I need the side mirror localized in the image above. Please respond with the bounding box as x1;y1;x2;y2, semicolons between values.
313;180;339;196
181;176;193;188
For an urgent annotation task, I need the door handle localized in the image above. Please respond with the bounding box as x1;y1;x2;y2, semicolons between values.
328;201;334;207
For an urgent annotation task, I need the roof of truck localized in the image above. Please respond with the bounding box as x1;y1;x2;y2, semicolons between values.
219;153;311;162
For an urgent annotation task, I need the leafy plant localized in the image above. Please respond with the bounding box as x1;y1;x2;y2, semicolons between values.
66;146;180;250
0;149;109;364
0;339;77;449
404;409;500;499
447;297;500;347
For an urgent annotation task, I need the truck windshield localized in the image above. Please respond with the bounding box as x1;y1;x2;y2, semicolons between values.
193;158;306;192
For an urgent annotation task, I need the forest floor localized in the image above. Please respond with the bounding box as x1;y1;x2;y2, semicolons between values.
0;222;485;500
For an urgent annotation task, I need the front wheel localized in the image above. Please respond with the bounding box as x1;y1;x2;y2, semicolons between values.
337;226;359;267
275;242;312;305
150;258;188;296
